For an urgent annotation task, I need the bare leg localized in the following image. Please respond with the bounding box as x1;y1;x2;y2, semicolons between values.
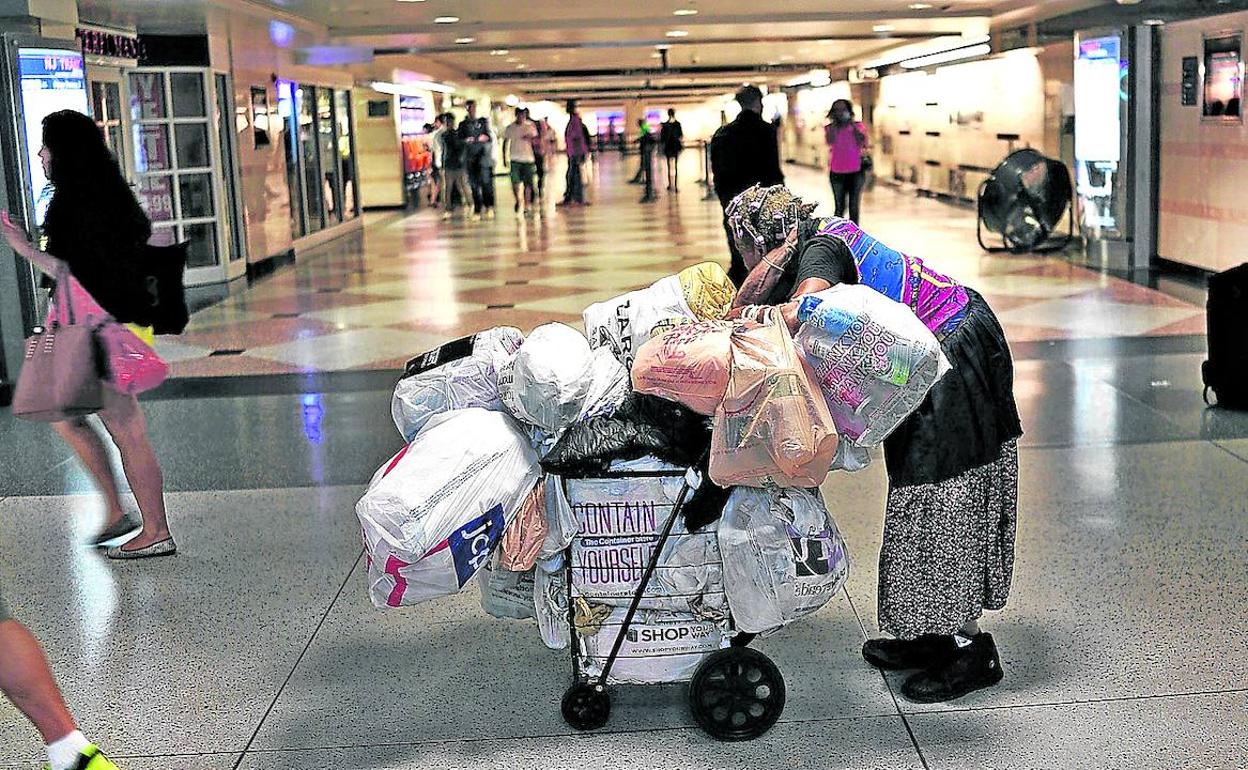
51;418;125;527
96;389;171;551
0;620;77;744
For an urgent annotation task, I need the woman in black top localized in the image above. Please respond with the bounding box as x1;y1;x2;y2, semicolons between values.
660;108;684;192
1;110;175;559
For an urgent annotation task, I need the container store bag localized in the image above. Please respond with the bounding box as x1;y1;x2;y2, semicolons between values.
391;326;524;441
583;275;697;369
718;487;849;634
710;311;839;489
357;409;540;608
795;284;949;446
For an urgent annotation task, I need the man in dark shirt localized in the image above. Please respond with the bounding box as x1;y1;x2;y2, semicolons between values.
710;85;785;286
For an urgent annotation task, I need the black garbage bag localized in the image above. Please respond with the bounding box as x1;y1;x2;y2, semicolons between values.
542;393;731;530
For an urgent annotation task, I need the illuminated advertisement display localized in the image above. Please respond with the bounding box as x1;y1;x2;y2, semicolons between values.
17;48;89;223
1073;34;1125;234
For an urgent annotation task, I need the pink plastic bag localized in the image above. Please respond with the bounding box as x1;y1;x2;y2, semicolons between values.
710;310;839;488
50;275;168;395
631;320;734;415
499;479;547;571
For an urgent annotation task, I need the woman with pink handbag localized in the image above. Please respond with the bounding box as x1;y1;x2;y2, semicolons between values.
1;110;175;560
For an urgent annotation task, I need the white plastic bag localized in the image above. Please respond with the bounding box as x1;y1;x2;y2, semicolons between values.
583;275;696;369
500;323;595;434
478;555;536;620
577;607;726;684
576;348;631;423
540;473;579;560
718;487;850;634
795;284;950;446
534;554;571;650
392;327;524;441
357;409;541;608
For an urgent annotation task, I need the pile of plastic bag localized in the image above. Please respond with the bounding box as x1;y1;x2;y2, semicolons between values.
356;258;954;670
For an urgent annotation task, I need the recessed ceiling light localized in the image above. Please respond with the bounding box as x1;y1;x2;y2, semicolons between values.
908;2;932;8
666;30;689;37
673;8;698;15
779;54;795;61
651;52;662;58
515;63;527;69
1143;17;1165;25
873;24;894;33
433;15;459;23
818;39;834;44
454;37;475;44
490;49;509;55
397;0;427;3
655;44;671;50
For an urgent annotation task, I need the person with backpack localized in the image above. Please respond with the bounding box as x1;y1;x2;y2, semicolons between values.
1;110;175;559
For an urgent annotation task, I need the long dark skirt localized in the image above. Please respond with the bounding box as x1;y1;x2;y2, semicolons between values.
877;290;1023;639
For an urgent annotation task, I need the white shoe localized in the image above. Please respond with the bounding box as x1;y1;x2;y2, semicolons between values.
105;537;177;560
441;212;452;221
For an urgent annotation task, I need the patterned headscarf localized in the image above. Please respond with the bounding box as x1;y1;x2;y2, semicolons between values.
725;184;818;259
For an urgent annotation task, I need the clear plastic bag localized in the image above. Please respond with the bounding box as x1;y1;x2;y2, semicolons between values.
795;285;950;446
709;311;839;489
718;487;850;634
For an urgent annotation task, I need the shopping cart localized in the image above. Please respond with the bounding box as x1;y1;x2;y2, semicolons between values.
555;460;787;741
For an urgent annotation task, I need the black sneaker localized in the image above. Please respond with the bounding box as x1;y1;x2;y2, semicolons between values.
900;632;1004;703
862;634;959;671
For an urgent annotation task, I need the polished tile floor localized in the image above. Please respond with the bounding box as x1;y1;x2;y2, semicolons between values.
1;156;1245;769
155;156;1205;378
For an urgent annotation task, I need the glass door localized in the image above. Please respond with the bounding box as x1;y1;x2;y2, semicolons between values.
297;85;323;233
91;77;129;179
335;89;359;219
129;67;229;286
214;72;247;275
317;88;341;225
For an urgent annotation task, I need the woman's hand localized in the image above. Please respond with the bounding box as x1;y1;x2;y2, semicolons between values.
0;211;29;252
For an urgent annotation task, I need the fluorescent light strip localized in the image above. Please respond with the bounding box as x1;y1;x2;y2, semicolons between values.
863;35;990;69
371;79;456;95
899;43;992;69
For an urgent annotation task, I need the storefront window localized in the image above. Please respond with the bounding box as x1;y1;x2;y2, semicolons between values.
335;89;358;218
170;72;206;118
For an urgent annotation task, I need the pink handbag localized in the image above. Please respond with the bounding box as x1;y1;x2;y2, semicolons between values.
53;274;168;396
11;273;105;422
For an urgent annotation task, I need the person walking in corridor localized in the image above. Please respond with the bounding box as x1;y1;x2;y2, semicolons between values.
1;110;176;560
0;595;120;769
502;107;539;216
427;114;445;208
826;98;870;223
710;85;784;286
460;100;496;220
532;115;556;199
560;101;591;207
660;108;685;192
440;113;471;220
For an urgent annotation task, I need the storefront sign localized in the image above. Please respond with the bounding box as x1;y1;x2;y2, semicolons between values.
76;28;145;61
1181;57;1199;107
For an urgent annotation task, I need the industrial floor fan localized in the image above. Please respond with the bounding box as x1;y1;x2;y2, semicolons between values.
976;148;1073;254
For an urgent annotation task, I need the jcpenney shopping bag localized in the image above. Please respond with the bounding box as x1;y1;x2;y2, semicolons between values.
357;409;540;608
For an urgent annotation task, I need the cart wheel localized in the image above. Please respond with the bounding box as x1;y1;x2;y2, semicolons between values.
689;647;785;741
561;682;611;731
